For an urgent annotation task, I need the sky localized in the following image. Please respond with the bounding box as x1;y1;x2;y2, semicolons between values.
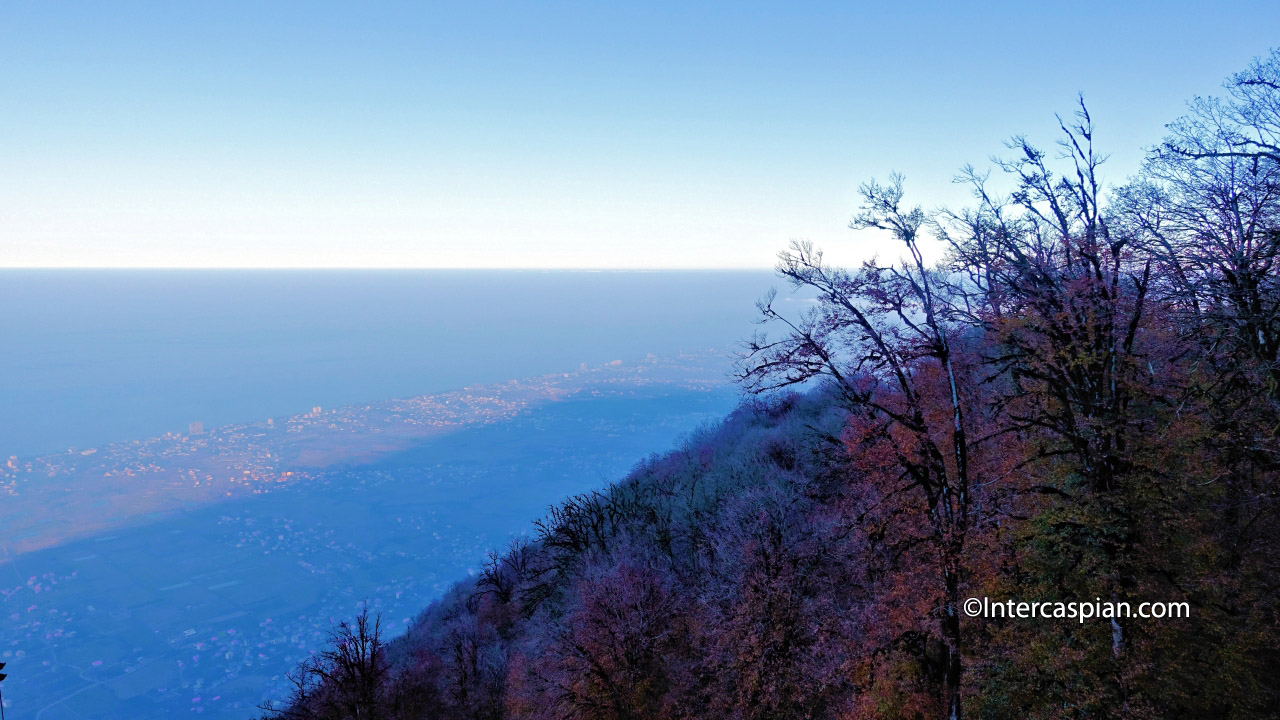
2;1;1279;269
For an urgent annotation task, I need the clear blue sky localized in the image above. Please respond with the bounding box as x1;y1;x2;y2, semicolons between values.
3;1;1278;268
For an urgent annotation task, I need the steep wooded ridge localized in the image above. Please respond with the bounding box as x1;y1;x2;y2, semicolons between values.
263;51;1280;720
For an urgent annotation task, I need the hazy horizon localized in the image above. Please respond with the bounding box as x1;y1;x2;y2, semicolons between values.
0;269;774;458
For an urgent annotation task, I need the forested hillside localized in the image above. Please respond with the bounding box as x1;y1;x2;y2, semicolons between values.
262;50;1280;720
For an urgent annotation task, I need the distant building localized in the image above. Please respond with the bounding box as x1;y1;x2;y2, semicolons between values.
266;418;274;427
189;421;204;435
311;406;322;415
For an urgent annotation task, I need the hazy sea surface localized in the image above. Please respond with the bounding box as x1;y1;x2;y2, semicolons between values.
0;269;776;458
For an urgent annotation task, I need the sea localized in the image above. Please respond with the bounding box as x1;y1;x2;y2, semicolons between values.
0;269;786;719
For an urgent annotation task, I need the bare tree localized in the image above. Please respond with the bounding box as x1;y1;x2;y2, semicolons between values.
739;174;978;720
1130;50;1280;404
259;604;389;720
952;102;1154;497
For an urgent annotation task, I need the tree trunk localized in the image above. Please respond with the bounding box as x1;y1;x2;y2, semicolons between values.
943;565;964;720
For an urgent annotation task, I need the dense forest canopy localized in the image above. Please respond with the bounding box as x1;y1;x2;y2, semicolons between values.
264;50;1280;720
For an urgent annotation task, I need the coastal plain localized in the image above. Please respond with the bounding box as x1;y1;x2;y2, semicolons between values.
0;356;738;719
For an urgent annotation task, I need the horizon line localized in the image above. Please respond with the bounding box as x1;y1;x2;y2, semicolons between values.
0;265;780;272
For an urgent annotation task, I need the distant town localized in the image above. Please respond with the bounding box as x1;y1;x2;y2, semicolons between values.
0;352;726;557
